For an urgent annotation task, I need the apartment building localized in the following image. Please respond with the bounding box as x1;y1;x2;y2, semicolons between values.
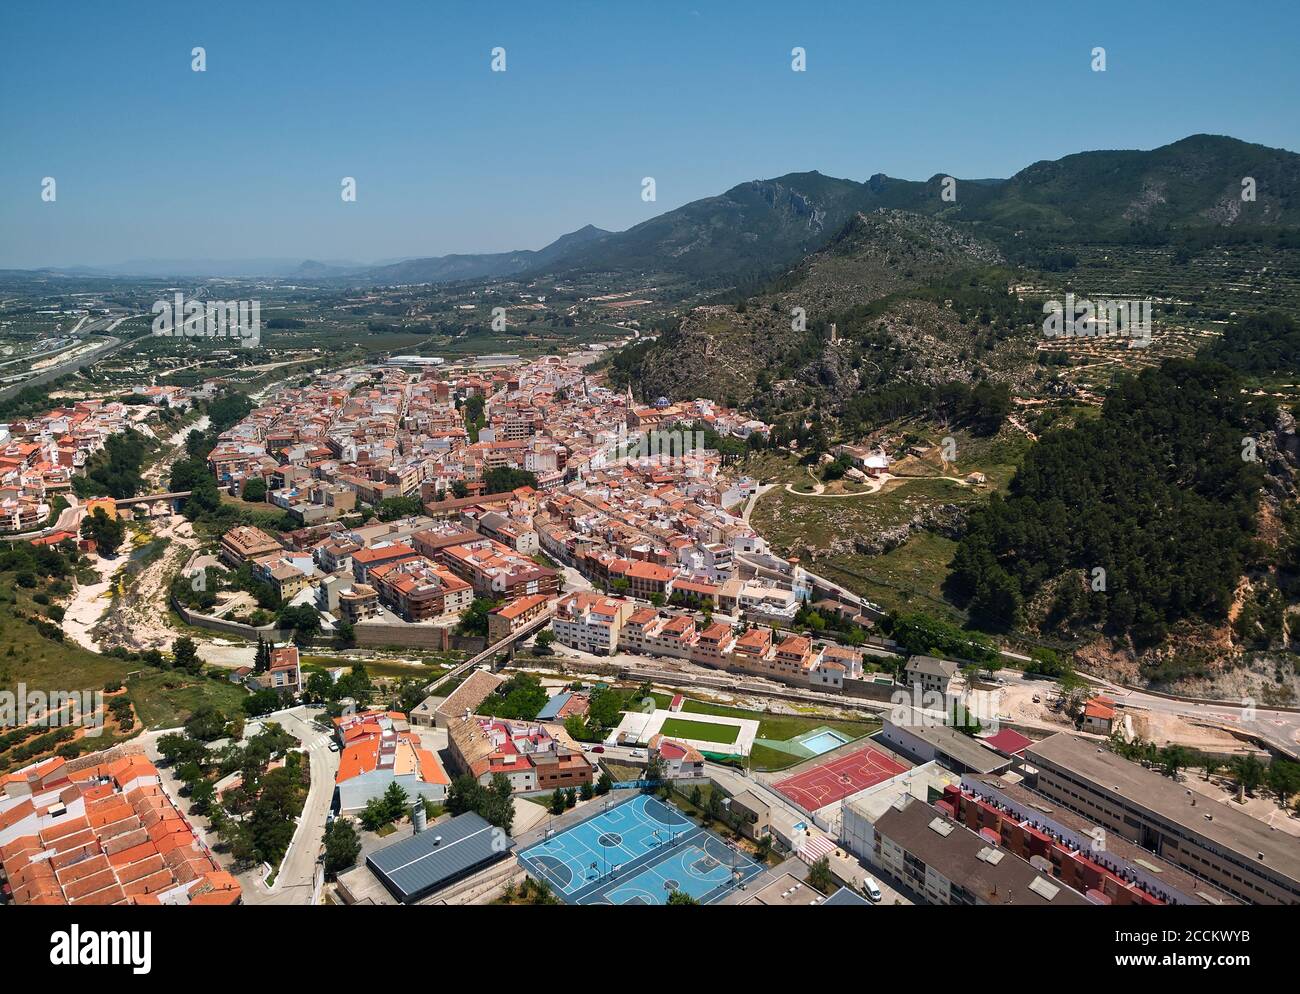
1024;733;1300;905
952;775;1238;906
351;542;418;584
220;525;282;567
446;715;592;794
620;609;697;660
368;556;473;622
486;593;553;644
552;591;633;655
334;712;450;814
869;795;1090;906
438;538;559;599
689;621;736;668
338;583;380;625
250;552;313;601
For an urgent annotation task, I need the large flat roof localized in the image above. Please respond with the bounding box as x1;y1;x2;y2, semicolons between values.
885;708;1010;774
366;812;513;903
1025;733;1300;886
874;797;1090;906
965;774;1238;905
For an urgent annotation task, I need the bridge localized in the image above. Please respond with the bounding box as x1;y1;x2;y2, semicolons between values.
115;490;193;507
422;611;553;697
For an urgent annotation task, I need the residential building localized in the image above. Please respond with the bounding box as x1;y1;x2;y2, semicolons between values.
0;753;241;906
446;715;592;794
904;656;959;698
1024;733;1300;905
486;593;553;644
334;713;450;813
369;556;473;622
552;592;633;655
648;735;704;779
219;525;282;567
868;795;1090;906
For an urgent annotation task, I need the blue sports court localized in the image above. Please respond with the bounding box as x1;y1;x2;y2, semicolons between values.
517;793;764;905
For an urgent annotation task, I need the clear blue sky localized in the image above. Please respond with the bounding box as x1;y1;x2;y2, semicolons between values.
2;0;1297;269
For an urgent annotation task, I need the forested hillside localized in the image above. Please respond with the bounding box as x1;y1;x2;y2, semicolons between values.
948;360;1277;648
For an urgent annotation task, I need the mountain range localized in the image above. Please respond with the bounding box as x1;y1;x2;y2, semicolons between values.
14;135;1299;284
330;134;1300;286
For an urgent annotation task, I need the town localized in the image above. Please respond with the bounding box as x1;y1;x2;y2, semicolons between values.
0;7;1294;982
1;350;1296;915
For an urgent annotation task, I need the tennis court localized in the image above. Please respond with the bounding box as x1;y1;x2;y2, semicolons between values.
773;745;909;811
518;793;764;904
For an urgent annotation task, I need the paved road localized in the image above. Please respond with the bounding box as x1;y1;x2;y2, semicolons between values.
1;494;83;543
141;705;339;906
242;706;339;906
0;334;127;402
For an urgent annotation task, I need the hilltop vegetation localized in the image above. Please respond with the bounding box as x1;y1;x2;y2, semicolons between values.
1199;311;1300;377
948;360;1275;649
626;210;1011;408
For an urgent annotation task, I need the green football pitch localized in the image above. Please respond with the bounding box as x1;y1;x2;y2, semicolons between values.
658;717;741;745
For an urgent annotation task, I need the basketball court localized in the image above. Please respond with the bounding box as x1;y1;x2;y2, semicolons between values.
517;793;764;904
773;745;909;812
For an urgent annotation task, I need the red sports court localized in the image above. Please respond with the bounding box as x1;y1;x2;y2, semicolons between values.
773;746;909;811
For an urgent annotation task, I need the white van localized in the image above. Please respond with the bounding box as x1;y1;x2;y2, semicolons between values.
863;877;882;902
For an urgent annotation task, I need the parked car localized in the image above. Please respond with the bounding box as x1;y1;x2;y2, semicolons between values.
328;740;340;752
863;877;882;902
591;745;605;753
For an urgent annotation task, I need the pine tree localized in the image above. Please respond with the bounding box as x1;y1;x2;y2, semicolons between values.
254;637;270;673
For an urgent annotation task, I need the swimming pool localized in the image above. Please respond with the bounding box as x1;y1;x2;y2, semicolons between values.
800;728;851;755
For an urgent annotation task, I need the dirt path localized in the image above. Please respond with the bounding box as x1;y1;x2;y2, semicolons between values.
781;472;969;499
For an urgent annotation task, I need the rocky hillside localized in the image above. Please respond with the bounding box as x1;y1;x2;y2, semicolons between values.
627;209;1008;405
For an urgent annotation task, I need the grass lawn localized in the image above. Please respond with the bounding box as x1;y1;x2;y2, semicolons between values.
333;658;453;681
127;672;250;730
748;744;799;772
659;717;741;745
600;761;642;782
815;532;968;623
650;692;879;743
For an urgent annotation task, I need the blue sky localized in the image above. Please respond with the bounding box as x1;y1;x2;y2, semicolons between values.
2;0;1297;269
